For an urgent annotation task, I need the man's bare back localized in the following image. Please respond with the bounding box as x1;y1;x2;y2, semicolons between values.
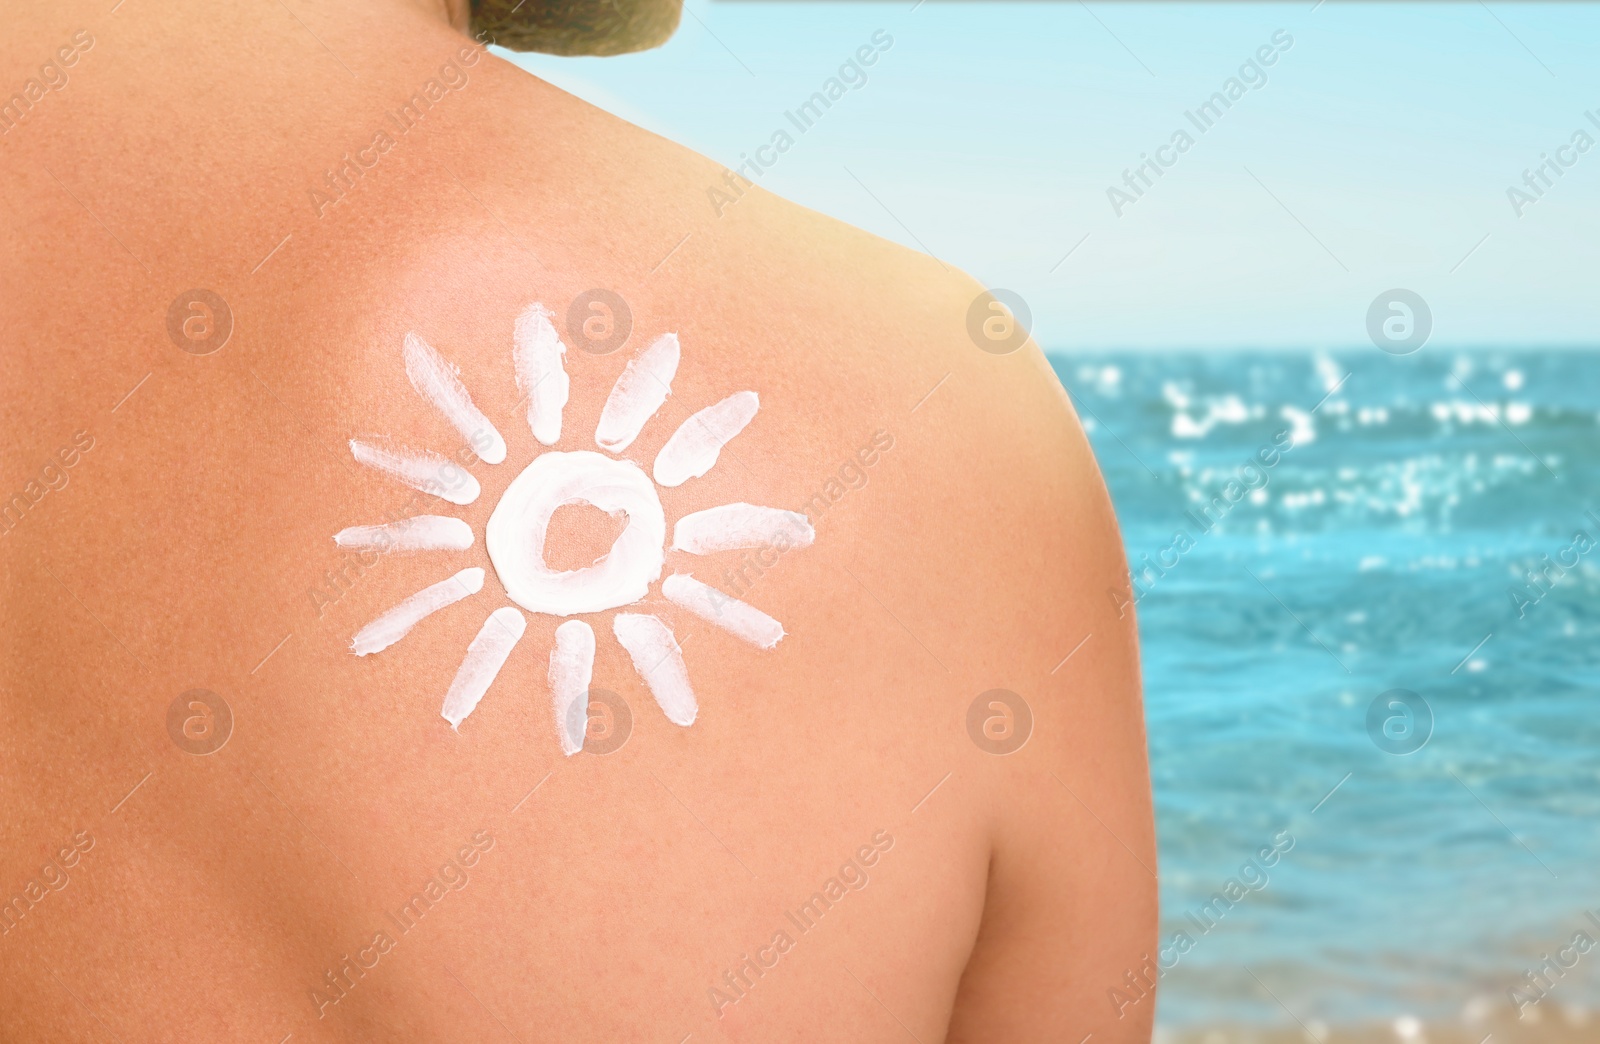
0;2;1154;1040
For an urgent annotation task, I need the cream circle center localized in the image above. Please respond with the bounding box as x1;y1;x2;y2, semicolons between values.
485;451;666;617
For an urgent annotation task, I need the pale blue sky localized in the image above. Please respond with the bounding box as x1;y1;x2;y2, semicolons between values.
504;2;1600;350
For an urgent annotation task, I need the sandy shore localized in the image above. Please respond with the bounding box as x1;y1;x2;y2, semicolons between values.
1156;1004;1594;1044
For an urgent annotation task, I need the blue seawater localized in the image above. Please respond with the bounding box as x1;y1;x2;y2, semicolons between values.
1050;348;1600;1029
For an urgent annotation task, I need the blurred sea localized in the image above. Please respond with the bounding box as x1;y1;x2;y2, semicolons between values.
1051;349;1600;1034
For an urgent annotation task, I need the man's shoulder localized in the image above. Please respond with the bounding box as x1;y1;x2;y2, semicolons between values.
453;63;1122;658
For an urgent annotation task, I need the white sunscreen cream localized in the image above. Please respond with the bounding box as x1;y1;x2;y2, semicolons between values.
352;567;484;656
595;332;679;453
335;515;474;552
440;606;526;729
549;619;595;756
613;613;696;726
662;573;785;649
653;391;759;487
350;438;480;506
672;503;814;555
404;332;507;464
513;302;569;447
486;451;666;616
340;309;805;738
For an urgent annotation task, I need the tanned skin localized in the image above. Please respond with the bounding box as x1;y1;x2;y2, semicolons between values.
0;2;1156;1040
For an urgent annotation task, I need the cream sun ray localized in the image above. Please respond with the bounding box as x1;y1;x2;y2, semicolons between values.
653;391;759;487
334;515;474;552
403;332;507;464
351;567;484;656
549;620;595;756
440;606;526;730
595;332;680;453
661;573;785;650
672;503;814;555
513;302;569;446
613;613;696;726
349;438;480;506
